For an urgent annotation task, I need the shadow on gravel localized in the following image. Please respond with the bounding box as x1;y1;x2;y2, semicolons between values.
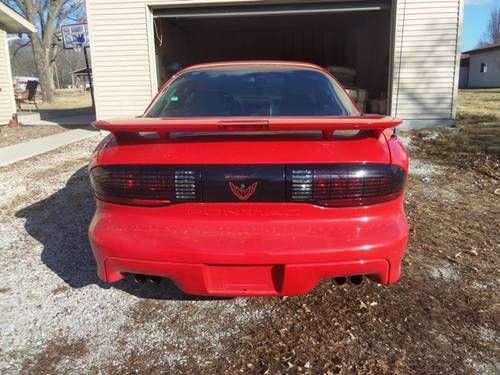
15;166;215;301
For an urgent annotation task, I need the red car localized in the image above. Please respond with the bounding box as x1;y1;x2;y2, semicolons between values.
89;61;408;297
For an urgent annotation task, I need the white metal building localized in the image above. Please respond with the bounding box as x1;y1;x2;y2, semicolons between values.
460;43;500;89
86;0;464;129
0;3;36;125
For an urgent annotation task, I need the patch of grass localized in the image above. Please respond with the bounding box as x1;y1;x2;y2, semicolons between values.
410;89;500;178
457;89;500;123
37;90;92;111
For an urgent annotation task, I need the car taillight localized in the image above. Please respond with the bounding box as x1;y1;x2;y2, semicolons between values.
288;164;406;207
90;164;405;207
89;165;201;206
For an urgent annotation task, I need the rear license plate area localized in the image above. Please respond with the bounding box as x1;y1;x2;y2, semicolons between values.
206;265;284;294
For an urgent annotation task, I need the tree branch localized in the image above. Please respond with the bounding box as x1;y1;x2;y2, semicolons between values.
5;0;27;16
12;39;32;57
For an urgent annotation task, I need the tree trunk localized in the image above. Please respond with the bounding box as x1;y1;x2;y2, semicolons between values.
31;39;55;103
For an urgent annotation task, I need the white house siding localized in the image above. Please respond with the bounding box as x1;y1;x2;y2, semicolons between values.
87;0;463;129
0;29;15;125
468;49;500;88
391;0;463;128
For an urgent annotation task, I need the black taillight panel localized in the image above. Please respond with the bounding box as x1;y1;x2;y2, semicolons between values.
90;164;405;207
90;165;201;206
287;164;406;207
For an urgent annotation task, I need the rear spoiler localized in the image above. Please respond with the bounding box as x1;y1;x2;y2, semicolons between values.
92;115;402;139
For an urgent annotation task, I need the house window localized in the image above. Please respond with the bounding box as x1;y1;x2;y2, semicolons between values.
480;62;487;73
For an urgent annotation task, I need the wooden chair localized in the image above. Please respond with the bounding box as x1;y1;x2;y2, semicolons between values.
15;80;39;111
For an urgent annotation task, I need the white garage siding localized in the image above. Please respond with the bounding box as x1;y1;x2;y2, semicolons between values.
86;0;463;129
0;30;16;125
391;0;463;128
86;0;260;120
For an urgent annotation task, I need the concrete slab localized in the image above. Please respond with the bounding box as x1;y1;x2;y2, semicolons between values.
0;128;99;167
17;107;95;127
22;114;95;127
17;112;41;123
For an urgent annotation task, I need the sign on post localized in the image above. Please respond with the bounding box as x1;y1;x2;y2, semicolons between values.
61;23;90;50
61;23;95;112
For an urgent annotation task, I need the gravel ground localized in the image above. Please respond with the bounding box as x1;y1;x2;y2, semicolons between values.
0;125;68;148
0;134;273;373
0;133;498;374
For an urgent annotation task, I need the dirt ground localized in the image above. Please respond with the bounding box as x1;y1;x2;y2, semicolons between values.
0;125;68;148
0;91;498;374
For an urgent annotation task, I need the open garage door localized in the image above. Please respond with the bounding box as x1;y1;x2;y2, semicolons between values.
153;1;393;114
154;2;390;18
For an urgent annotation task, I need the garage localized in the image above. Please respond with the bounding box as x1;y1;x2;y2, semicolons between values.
86;0;463;129
153;1;392;114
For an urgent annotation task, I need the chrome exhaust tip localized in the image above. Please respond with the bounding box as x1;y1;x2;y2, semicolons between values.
133;274;147;284
149;276;162;284
349;275;363;285
334;276;347;285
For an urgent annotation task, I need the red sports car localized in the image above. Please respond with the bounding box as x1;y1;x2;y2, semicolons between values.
89;61;408;297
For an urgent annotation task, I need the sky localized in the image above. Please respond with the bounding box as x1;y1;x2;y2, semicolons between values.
462;0;499;51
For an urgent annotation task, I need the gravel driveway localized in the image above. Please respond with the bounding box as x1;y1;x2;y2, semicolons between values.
0;135;270;373
0;134;498;374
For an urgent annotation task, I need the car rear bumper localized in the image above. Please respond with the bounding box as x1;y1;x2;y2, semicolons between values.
89;200;408;296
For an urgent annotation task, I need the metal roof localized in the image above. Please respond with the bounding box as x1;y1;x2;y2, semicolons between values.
463;42;500;56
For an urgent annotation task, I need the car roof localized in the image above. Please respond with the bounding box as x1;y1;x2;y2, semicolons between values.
179;61;326;73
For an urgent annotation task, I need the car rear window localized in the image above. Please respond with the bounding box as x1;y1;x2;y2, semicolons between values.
145;66;358;118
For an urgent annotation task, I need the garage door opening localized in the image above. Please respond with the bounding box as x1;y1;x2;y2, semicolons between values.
153;1;393;114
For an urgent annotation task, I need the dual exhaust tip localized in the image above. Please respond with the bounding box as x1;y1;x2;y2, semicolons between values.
134;273;363;286
133;274;162;284
334;275;364;286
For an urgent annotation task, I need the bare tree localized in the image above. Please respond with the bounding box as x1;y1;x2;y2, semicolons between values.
9;38;36;76
3;1;85;102
55;48;85;87
478;6;500;47
488;6;500;44
10;40;85;89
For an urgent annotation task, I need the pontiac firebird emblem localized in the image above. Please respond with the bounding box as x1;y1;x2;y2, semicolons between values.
229;181;258;201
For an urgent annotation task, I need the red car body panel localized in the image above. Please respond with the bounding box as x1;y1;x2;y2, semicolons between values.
90;133;392;167
90;199;407;296
88;62;409;296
